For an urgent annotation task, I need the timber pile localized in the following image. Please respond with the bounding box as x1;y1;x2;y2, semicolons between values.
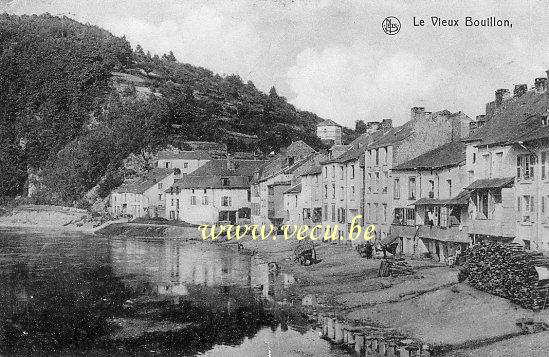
465;242;549;310
379;259;414;277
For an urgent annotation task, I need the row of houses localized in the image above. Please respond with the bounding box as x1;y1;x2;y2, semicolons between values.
109;71;549;262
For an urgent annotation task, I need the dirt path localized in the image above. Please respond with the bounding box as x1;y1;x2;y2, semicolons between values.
232;237;549;354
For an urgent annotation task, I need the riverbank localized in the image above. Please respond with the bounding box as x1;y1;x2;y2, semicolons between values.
231;237;549;356
0;204;103;231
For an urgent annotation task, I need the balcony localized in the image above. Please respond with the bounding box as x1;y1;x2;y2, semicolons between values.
391;224;469;243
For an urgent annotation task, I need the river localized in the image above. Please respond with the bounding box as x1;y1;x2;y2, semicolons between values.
0;228;348;356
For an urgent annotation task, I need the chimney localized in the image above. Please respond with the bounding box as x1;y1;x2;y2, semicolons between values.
495;89;510;106
226;154;235;171
514;84;527;97
411;107;425;121
475;114;486;123
535;77;548;93
380;119;393;132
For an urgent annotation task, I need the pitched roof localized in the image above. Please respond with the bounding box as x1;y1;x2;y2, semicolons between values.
258;141;316;182
169;175;251;190
393;141;465;171
465;177;515;190
157;150;211;160
114;168;173;194
413;190;470;206
463;89;549;146
284;183;302;194
325;132;381;164
368;120;414;149
317;119;342;127
189;159;266;177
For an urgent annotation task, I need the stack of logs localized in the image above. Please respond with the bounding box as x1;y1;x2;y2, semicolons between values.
318;315;431;356
379;258;414;277
465;241;549;310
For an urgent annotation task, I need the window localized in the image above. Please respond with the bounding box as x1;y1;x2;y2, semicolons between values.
475;191;489;219
165;162;171;168
367;173;372;193
221;177;231;186
350;186;355;200
542;196;549;222
394;179;400;199
158;183;163;189
428;180;435;198
324;185;328;198
221;196;232;206
176;199;179;209
324;167;328;178
382;147;387;164
288;157;295;166
184;162;188;169
482;154;490;177
517;154;536;181
340;166;344;179
268;186;274;196
494;152;503;176
383;203;387;223
382;172;388;193
332;183;336;198
373;203;379;222
340;186;344;200
542;116;549;126
521;195;535;222
158;194;162;201
375;149;379;166
247;189;251;202
202;196;209;205
472;153;476;164
542;151;548;180
408;177;416;200
190;196;197;205
171;199;174;206
331;204;336;221
447;180;452;197
375;172;380;193
351;165;355;179
324;204;328;220
394;207;414;225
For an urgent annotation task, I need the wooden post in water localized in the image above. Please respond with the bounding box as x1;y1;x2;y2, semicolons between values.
387;341;397;357
334;321;344;343
379;340;387;355
327;318;335;340
365;335;373;354
371;338;378;353
354;333;365;355
347;330;355;346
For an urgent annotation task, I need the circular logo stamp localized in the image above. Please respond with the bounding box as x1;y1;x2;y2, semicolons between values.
382;16;401;35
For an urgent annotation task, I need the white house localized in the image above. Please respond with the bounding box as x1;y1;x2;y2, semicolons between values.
110;168;175;219
156;150;211;174
166;159;266;225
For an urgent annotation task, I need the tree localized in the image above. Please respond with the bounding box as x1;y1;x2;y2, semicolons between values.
269;86;278;99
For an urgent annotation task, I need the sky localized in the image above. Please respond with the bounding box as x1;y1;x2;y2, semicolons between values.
3;0;549;128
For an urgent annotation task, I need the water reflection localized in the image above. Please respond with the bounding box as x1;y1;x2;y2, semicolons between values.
0;229;325;356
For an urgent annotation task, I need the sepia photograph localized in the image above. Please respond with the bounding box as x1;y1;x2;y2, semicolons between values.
1;0;549;356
